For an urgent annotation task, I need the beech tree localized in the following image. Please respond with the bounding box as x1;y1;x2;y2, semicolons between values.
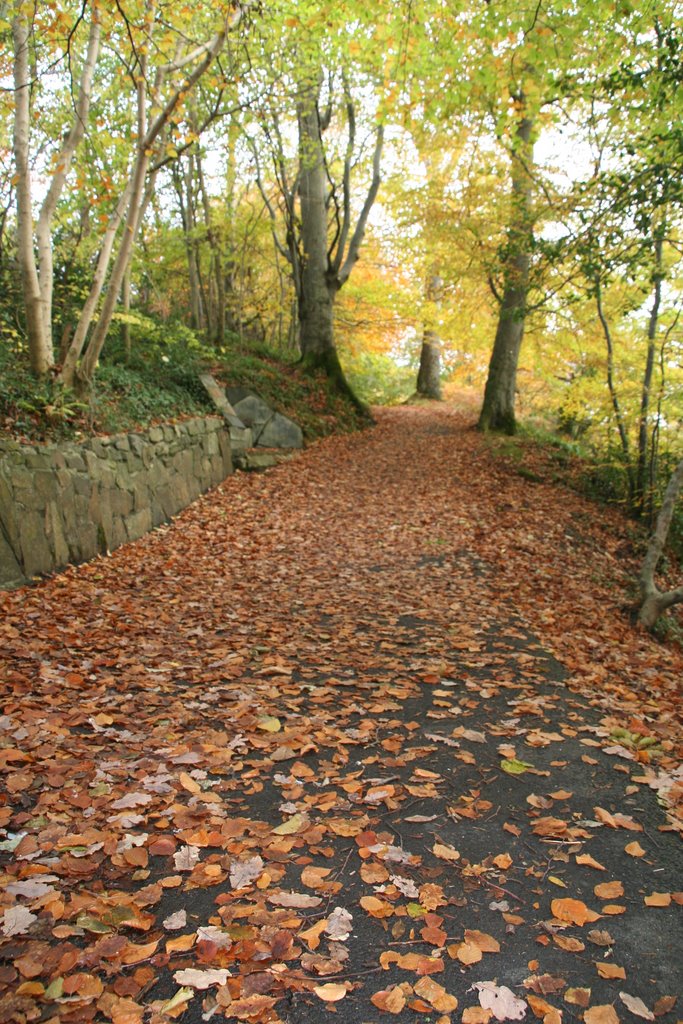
252;69;383;404
416;272;444;400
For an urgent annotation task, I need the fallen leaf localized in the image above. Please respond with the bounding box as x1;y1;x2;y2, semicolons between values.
474;982;528;1021
414;976;458;1012
2;906;37;936
432;841;460;862
501;758;535;775
619;993;654;1020
313;983;347;1002
550;898;600;926
576;854;606;871
596;963;626;980
272;812;309;835
644;892;671;907
594;881;624;900
173;969;231;990
268;891;322;908
584;1006;620;1024
371;986;407;1014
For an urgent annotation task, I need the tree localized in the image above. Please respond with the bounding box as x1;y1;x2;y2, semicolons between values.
638;458;683;629
252;69;383;406
416;272;444;400
11;4;101;375
9;0;245;388
478;101;535;432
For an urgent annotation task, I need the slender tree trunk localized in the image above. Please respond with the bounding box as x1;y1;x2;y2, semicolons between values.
638;457;683;628
36;13;100;349
595;275;635;506
635;231;664;520
478;109;534;434
12;13;52;374
58;15;232;390
174;159;202;329
12;9;101;376
416;272;443;399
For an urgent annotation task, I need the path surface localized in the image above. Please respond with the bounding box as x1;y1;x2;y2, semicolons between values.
1;405;681;1024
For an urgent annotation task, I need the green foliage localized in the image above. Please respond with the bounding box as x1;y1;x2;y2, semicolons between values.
341;350;415;406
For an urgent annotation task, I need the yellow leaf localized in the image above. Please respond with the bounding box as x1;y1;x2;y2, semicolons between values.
178;772;201;794
272;813;308;835
257;716;281;732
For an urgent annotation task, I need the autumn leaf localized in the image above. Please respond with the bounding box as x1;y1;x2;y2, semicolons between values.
619;993;654;1020
550;898;601;926
414;976;458;1012
584;1006;620;1024
313;983;348;1001
474;982;527;1021
371;986;407;1013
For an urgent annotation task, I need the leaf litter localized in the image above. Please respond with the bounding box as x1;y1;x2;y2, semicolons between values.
0;405;681;1023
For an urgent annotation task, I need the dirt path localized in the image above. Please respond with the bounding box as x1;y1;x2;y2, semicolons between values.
1;405;681;1024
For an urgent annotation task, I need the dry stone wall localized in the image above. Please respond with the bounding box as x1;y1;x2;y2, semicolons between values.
0;416;232;589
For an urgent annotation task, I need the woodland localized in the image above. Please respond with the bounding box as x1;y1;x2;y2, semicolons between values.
0;3;683;1023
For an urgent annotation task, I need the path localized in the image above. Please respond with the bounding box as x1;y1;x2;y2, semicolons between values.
0;405;681;1024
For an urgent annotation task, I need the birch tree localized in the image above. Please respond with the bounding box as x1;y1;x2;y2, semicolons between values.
9;0;246;389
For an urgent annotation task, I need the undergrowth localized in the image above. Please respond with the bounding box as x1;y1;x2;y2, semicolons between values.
0;329;365;445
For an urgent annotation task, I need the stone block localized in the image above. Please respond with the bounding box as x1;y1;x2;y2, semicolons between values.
125;508;152;540
149;427;164;443
20;511;54;578
232;394;273;443
0;529;24;588
47;501;70;567
226;385;255;406
257;412;303;449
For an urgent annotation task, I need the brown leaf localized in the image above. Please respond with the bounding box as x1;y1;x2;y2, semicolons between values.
414;977;458;1012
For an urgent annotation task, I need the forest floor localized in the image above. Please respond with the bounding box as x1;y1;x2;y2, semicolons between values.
0;403;681;1024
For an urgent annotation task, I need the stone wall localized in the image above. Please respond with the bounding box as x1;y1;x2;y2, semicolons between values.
0;417;232;589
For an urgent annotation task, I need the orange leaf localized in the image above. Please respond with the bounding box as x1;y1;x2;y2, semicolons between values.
584;1006;620;1024
550;898;600;926
596;963;626;979
594;881;623;900
414;977;458;1012
371;986;406;1013
576;853;606;871
644;892;671;907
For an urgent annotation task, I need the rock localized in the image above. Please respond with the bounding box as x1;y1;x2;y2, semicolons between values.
232;394;274;444
225;386;254;406
257;412;303;449
0;528;24;589
199;374;251;453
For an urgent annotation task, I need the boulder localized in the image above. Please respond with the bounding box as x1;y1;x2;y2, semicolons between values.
232;394;274;444
199;374;252;452
257;412;303;450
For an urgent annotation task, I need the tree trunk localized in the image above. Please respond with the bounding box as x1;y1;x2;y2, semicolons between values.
12;8;101;377
638;456;683;629
478;109;534;434
295;83;365;411
635;230;664;519
12;13;53;374
416;273;443;399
